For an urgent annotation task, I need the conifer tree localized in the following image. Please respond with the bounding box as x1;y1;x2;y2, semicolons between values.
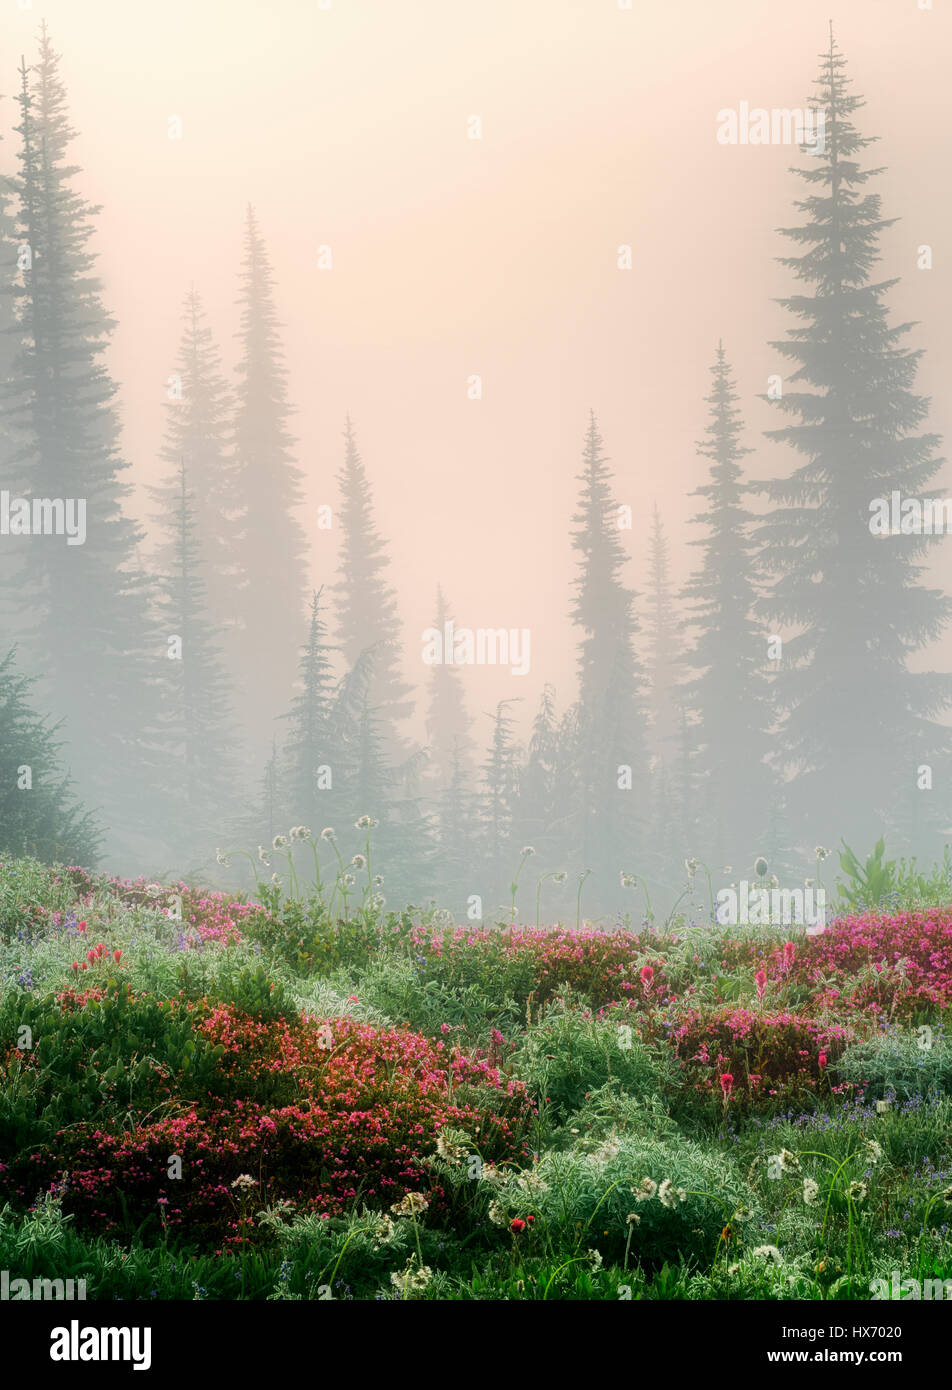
327;644;430;905
281;588;336;827
431;738;478;908
0;105;21;626
682;345;774;869
511;684;561;871
479;698;522;909
159;287;240;654
0;647;100;864
423;585;475;790
151;461;239;864
756;32;951;858
5;30;164;856
230;205;307;750
570;413;648;902
333;417;414;759
645;504;683;756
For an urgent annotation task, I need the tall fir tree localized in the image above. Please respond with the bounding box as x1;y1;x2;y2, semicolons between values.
644;505;685;882
0;102;21;626
423;586;476;904
230;204;307;753
4;29;164;860
479;698;522;911
326;642;430;905
280;587;337;827
423;585;475;789
431;738;479;909
570;412;648;905
151;461;240;867
333;417;414;760
681;344;774;871
511;684;562;873
159;287;241;660
756;32;951;860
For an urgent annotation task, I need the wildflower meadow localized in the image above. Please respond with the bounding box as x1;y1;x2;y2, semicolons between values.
2;838;951;1320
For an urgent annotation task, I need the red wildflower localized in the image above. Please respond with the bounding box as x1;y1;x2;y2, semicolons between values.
510;1218;526;1233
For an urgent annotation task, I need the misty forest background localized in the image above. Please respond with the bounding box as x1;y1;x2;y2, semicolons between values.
0;24;950;918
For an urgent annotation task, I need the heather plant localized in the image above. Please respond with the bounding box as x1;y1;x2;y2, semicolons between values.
670;1006;853;1118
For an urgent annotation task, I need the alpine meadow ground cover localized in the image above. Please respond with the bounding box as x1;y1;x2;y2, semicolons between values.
1;839;951;1301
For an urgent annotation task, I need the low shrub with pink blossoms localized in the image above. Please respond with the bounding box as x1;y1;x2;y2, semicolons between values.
406;922;668;1011
670;1006;854;1110
1;996;535;1249
785;910;952;1021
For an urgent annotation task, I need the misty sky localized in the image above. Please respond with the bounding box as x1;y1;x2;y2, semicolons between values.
2;0;949;746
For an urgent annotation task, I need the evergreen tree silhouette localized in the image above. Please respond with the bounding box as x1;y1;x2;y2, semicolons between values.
281;588;337;827
159;287;241;663
644;504;685;883
756;31;951;859
479;698;522;911
332;417;414;760
682;344;774;870
4;30;164;858
230;204;307;752
0;99;20;622
570;412;648;903
423;584;475;790
151;461;239;865
0;646;101;864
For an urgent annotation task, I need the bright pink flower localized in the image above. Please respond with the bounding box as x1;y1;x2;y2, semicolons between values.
818;1052;827;1069
719;1072;734;1095
755;969;768;1001
113;950;122;964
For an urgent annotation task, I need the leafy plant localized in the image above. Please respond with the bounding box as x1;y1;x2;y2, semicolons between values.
835;839;897;911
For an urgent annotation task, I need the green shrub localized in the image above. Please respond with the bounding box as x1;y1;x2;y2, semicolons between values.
497;1133;752;1268
510;992;674;1122
834;1028;952;1101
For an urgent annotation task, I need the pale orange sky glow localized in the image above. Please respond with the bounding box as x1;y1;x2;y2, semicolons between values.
3;0;949;745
